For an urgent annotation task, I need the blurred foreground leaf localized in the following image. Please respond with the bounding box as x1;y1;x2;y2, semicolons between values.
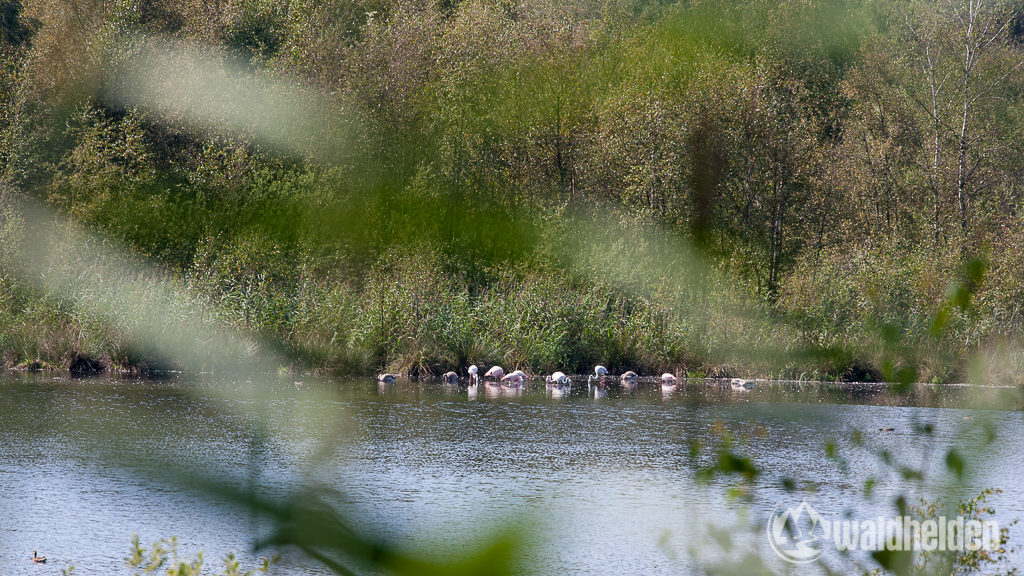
175;475;527;576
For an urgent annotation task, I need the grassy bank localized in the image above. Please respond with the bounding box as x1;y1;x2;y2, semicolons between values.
0;206;786;377
1;201;1013;383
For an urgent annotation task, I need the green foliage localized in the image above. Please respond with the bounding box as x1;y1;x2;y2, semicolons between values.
245;488;521;576
4;0;1024;382
285;248;731;375
127;534;278;576
900;489;1020;576
0;0;37;51
1;3;1021;575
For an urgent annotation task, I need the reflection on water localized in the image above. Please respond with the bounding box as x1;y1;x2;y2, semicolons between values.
483;382;524;398
546;383;571;398
0;373;1021;575
661;382;677;400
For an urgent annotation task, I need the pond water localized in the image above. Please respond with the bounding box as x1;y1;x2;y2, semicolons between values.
1;373;1022;575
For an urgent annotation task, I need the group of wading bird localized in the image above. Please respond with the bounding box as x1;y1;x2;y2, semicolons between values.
377;365;757;394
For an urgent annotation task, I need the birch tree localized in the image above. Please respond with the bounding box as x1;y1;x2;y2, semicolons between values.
901;0;1024;250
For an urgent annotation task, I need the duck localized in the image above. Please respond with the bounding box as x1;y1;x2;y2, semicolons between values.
484;366;505;381
442;371;459;385
32;551;46;564
377;373;396;384
730;378;755;391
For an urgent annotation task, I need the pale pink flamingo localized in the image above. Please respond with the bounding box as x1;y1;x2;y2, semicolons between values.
501;369;528;386
484;366;504;381
660;373;678;399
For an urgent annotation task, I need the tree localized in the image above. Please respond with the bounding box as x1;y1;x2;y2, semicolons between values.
899;0;1024;251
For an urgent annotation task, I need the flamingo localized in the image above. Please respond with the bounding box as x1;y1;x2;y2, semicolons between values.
468;364;480;385
484;366;505;381
660;373;678;399
587;365;609;388
620;371;638;384
546;371;571;386
32;551;46;564
442;371;459;385
501;370;528;386
377;373;396;384
546;371;571;396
